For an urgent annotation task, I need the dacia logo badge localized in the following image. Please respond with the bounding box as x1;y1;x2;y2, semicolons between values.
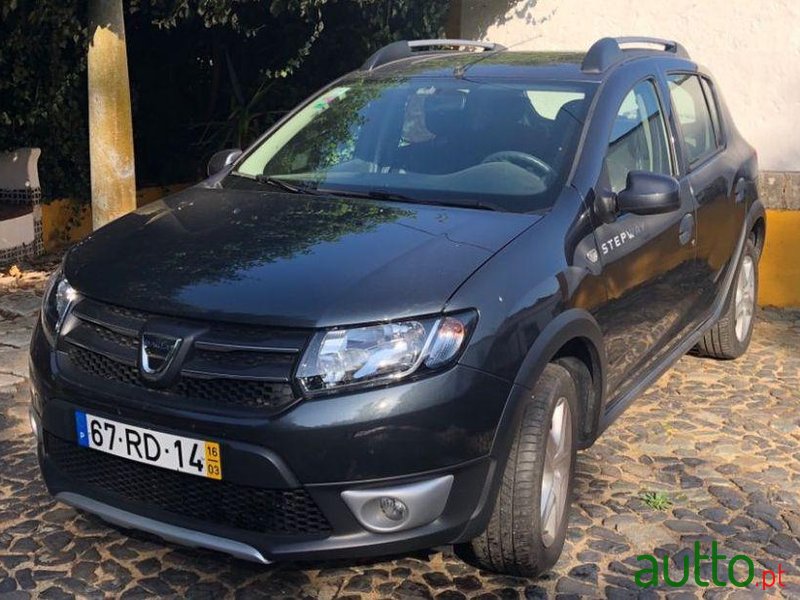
140;332;182;376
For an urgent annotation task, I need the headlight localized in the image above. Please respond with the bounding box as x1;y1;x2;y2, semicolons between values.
41;269;79;340
296;311;476;395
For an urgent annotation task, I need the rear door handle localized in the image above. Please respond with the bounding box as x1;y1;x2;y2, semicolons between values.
679;213;694;245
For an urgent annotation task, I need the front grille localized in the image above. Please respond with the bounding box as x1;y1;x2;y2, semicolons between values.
46;433;331;536
177;375;295;408
67;347;296;410
107;303;149;322
193;349;295;369
68;347;141;387
59;298;308;413
86;321;137;349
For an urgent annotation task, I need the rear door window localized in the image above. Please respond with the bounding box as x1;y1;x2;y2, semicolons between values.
668;74;719;166
699;78;723;146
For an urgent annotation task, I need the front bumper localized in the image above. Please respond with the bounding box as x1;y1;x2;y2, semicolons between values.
30;321;510;561
58;491;274;564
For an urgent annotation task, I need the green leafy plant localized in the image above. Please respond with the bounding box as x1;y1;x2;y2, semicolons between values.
640;491;673;511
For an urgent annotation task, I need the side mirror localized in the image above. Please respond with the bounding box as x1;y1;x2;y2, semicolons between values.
615;171;681;215
207;149;243;177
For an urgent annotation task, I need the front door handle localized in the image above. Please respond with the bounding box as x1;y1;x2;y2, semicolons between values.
679;213;695;245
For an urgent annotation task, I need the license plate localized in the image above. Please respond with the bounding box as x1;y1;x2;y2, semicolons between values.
74;411;222;480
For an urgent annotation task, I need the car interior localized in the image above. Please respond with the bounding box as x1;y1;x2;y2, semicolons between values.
239;80;593;211
391;87;584;179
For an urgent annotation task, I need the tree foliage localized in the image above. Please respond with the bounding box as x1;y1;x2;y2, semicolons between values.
0;1;89;199
0;0;451;201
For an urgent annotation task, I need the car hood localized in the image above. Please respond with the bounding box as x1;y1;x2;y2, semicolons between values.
64;187;539;328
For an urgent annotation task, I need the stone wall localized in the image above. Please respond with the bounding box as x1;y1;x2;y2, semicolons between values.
759;172;800;211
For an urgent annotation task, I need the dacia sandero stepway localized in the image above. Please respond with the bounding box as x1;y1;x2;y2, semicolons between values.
30;37;765;576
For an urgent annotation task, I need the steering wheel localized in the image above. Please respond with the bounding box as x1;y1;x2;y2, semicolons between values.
481;151;556;184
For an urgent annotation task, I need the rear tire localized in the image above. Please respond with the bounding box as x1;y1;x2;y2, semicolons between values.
467;363;578;576
695;238;758;359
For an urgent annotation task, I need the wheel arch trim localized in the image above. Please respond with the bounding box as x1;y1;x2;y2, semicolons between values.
496;308;607;455
747;198;766;258
514;308;606;388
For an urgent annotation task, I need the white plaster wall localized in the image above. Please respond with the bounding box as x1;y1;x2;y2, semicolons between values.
0;214;34;250
460;0;800;171
0;148;41;189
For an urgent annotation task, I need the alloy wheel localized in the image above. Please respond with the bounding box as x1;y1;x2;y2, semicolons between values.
540;396;572;547
734;255;755;342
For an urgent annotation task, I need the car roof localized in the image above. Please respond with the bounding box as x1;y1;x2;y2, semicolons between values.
362;51;601;81
355;38;695;83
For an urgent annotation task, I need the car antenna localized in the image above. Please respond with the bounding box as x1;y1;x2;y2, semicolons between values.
454;34;542;78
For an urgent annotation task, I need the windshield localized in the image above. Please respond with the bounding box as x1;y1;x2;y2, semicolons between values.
234;77;594;213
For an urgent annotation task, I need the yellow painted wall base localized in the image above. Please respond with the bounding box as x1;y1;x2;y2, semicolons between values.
42;183;189;252
41;200;93;251
758;209;800;308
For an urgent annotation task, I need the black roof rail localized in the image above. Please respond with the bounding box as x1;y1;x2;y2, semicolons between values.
581;36;690;73
361;39;506;71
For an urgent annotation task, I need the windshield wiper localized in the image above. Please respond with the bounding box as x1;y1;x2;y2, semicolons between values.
321;188;499;211
241;176;500;211
254;175;325;195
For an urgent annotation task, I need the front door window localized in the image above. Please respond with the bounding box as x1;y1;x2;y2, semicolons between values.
605;80;672;193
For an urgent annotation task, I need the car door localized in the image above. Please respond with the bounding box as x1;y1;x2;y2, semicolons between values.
666;73;746;315
591;78;700;397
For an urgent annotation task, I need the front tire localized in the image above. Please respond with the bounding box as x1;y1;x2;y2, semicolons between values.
695;238;758;359
468;363;578;576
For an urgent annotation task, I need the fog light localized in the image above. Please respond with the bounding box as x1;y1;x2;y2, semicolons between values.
379;497;408;522
341;474;453;533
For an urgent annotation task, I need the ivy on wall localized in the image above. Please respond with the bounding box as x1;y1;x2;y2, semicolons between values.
0;0;451;203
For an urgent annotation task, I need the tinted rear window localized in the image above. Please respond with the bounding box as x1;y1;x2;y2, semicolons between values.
668;74;719;165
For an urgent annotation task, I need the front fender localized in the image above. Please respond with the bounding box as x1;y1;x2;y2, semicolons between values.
485;307;605;455
453;309;607;542
501;307;607;447
511;308;606;393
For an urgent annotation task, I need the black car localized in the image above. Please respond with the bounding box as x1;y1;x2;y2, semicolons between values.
30;37;765;576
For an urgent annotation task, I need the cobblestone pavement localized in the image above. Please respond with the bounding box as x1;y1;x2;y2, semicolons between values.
0;264;799;599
